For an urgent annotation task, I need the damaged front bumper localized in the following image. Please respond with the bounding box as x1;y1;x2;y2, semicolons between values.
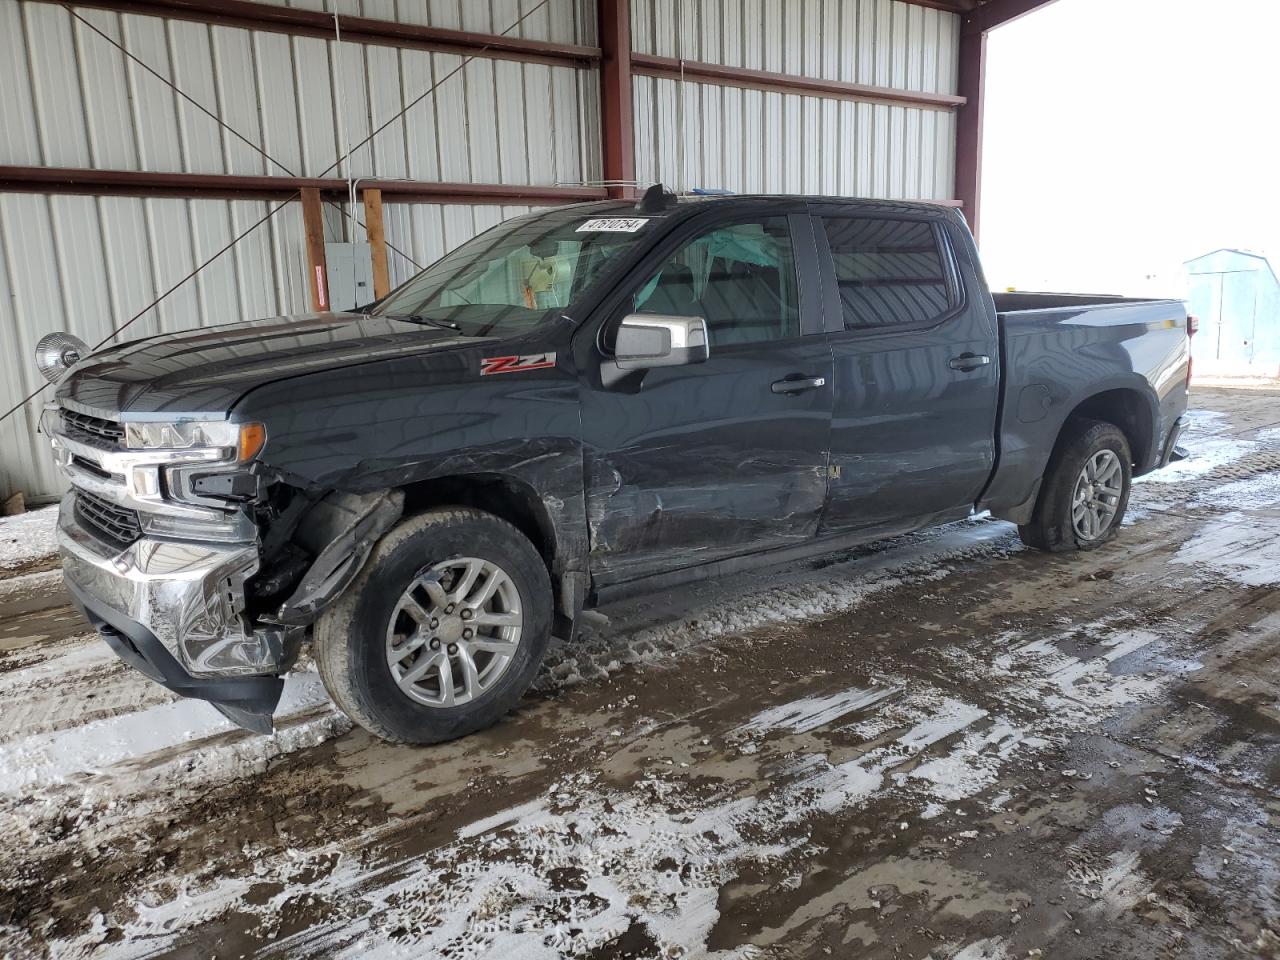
57;495;290;731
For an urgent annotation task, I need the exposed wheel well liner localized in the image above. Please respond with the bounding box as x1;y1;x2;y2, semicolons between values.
399;473;557;573
1061;388;1154;474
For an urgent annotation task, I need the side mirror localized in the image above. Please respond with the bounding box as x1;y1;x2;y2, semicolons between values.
614;314;710;370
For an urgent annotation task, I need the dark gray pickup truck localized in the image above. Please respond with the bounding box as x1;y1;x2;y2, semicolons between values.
34;188;1192;742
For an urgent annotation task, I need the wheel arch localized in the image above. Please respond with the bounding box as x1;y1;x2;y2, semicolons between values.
399;472;559;574
1057;384;1159;475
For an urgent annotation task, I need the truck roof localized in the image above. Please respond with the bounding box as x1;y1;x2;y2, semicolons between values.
549;193;961;224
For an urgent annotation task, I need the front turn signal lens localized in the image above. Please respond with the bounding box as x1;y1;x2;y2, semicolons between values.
237;422;267;462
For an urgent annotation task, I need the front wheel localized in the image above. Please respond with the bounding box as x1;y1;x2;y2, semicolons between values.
314;507;552;744
1018;418;1133;553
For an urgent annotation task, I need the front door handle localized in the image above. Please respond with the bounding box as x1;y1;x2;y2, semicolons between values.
949;353;992;372
772;376;827;395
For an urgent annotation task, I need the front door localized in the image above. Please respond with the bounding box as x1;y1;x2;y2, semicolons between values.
812;209;1000;535
579;211;834;585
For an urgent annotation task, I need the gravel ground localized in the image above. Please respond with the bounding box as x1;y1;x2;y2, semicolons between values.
0;386;1277;960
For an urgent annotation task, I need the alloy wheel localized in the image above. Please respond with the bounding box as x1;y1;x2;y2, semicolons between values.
1071;449;1123;541
385;557;523;707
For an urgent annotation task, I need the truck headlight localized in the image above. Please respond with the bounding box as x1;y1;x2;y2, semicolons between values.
124;421;266;462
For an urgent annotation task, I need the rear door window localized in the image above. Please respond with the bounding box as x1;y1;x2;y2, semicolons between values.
821;217;956;330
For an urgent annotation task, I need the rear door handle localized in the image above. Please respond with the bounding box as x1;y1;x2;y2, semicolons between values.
949;353;992;372
771;376;827;395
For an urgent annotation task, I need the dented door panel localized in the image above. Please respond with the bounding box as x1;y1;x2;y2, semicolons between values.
580;337;834;583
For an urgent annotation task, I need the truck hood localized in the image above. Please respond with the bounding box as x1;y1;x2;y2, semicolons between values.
57;312;491;417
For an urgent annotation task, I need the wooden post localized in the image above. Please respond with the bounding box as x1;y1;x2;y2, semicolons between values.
300;186;329;311
362;187;391;298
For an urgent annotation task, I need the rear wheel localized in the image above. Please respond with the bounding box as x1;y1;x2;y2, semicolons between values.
315;507;552;744
1018;418;1132;553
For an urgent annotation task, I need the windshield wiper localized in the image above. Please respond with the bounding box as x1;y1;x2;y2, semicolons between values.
382;313;463;331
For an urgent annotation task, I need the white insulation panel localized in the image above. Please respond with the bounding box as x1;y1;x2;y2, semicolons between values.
631;0;959;95
633;75;956;200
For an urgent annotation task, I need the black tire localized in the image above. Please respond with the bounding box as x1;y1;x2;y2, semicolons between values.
314;507;552;744
1018;418;1133;553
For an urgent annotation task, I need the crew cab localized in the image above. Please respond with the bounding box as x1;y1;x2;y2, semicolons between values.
35;188;1192;742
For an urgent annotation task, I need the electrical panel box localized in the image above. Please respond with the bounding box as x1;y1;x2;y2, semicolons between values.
324;242;376;312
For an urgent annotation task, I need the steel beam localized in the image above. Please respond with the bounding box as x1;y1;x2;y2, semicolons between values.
54;0;600;69
598;0;636;199
632;55;966;110
953;0;1060;240
0;167;609;205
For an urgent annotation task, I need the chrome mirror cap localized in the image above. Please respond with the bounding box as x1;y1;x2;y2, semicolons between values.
615;314;710;370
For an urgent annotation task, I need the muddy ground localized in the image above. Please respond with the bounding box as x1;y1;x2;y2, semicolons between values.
0;386;1278;960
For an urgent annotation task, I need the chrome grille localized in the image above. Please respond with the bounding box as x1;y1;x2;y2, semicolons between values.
75;490;142;547
62;410;124;448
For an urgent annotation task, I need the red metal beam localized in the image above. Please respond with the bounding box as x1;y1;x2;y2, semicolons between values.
898;0;978;11
598;0;636;199
953;0;1059;240
965;0;1062;32
953;29;987;240
58;0;601;69
0;167;609;205
633;55;966;111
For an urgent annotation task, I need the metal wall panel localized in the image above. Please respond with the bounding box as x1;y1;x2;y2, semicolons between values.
631;0;958;94
633;75;956;200
4;2;600;186
630;0;959;201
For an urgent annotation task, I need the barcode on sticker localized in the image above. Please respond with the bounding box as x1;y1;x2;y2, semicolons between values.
576;218;650;233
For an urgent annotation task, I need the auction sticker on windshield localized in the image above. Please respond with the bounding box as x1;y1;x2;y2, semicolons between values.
576;218;649;233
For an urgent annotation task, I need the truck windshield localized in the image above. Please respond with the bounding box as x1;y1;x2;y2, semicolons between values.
371;208;652;335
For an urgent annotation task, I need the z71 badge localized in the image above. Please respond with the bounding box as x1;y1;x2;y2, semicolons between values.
480;352;557;376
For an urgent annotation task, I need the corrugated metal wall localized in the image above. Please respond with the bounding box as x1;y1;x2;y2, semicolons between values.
631;0;958;198
1;2;598;184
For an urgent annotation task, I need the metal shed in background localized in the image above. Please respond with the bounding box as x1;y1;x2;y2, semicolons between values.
0;0;1054;502
1184;248;1280;379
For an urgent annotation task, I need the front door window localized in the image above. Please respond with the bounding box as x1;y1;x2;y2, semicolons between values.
632;217;801;348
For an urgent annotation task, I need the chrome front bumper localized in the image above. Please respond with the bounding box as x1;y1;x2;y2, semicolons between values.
57;494;284;677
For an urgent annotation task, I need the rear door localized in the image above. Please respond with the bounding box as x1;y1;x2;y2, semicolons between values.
812;207;1000;534
578;208;834;585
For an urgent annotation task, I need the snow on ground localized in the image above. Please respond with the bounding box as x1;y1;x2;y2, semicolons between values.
1194;471;1280;510
0;504;59;571
1172;511;1280;587
0;669;337;795
1136;409;1256;486
43;597;1197;960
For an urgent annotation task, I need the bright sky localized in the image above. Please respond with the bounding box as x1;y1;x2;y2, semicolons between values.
980;0;1280;296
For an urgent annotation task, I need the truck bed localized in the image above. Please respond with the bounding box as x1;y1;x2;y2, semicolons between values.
992;291;1172;314
979;291;1191;522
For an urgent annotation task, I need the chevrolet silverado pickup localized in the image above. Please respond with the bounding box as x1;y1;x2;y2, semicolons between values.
33;188;1192;742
